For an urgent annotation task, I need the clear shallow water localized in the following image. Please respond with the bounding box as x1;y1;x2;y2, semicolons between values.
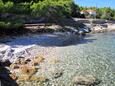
1;32;115;86
50;32;115;86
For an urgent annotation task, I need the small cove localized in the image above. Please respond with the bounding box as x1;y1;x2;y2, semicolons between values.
0;32;115;86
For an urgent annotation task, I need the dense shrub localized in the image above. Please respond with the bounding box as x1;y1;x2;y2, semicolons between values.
0;0;4;12
0;1;14;13
0;0;75;29
30;0;73;18
0;0;74;17
0;1;31;14
4;1;14;13
11;2;31;14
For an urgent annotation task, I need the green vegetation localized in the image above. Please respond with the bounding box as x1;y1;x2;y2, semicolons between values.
0;0;78;30
31;0;74;18
0;0;77;17
0;0;115;21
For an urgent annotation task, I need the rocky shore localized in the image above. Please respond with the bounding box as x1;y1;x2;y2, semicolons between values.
73;18;115;33
89;23;115;33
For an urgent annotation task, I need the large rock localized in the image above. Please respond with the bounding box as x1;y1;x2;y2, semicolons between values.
19;65;37;75
72;75;101;86
0;45;36;63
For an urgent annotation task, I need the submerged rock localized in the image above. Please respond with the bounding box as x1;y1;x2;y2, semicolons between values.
32;55;45;66
72;75;101;86
37;76;48;82
50;69;63;78
20;65;37;75
49;57;60;64
17;74;30;81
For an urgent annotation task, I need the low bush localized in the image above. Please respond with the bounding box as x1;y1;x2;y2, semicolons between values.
0;21;23;29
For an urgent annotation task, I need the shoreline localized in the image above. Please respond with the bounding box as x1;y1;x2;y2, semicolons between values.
90;28;115;33
0;20;115;62
0;29;115;85
0;33;79;62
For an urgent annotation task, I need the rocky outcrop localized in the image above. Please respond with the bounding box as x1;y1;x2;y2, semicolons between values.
61;26;91;36
0;45;36;63
91;24;108;33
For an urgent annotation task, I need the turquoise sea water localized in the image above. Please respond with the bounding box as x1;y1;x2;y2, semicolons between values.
51;32;115;86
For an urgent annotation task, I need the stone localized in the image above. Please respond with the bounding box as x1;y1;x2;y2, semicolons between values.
53;71;63;78
49;58;60;64
25;59;31;62
72;75;101;86
17;81;25;86
15;57;25;65
10;68;20;74
17;75;30;81
32;55;45;65
24;59;32;64
50;68;63;78
33;62;39;66
37;76;48;82
10;63;15;69
9;73;17;80
29;76;38;81
20;65;37;75
29;75;48;82
10;63;19;69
